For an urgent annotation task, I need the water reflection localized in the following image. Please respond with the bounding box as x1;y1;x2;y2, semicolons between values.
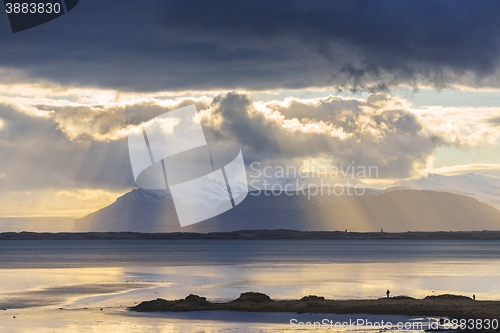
1;308;432;333
1;260;498;332
1;260;499;309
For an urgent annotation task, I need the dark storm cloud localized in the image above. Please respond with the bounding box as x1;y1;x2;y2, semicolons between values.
0;0;499;91
202;93;442;178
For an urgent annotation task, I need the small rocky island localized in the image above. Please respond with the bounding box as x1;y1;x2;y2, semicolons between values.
131;292;500;319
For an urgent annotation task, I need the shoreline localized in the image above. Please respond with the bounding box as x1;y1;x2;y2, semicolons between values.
2;229;500;240
131;292;500;320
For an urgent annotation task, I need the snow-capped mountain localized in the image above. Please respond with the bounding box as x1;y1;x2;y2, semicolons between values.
79;179;252;232
388;173;500;211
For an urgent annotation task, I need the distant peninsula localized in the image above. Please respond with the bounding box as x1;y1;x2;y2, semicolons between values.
1;229;500;240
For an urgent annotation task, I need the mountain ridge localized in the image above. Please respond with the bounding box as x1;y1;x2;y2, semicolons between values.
388;173;500;211
78;184;500;232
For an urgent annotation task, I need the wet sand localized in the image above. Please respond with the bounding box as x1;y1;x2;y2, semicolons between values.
2;283;153;309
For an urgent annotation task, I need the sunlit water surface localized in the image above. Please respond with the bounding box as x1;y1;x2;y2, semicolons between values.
0;239;499;332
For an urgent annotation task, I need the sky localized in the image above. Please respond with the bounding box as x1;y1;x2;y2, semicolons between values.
1;0;500;219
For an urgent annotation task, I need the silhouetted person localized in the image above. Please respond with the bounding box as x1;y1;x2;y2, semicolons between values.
386;290;390;298
473;294;476;300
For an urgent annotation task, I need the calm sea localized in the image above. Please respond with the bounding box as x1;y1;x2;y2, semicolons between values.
1;239;499;332
1;239;500;268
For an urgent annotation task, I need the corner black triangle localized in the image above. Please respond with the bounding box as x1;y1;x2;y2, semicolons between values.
64;0;78;12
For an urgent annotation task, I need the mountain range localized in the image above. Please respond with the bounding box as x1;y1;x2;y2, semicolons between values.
78;173;500;232
388;173;500;211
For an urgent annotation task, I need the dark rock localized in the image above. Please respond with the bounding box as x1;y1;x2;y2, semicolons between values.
131;295;212;312
301;295;325;302
392;296;415;300
424;294;472;300
131;298;174;312
232;292;272;303
183;294;211;306
378;295;416;300
306;302;321;308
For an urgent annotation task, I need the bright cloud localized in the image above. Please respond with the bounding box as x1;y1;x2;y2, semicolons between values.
427;163;500;178
2;82;500;195
0;188;127;218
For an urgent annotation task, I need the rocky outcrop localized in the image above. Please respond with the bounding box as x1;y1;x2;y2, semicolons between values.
130;293;500;319
424;294;473;301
